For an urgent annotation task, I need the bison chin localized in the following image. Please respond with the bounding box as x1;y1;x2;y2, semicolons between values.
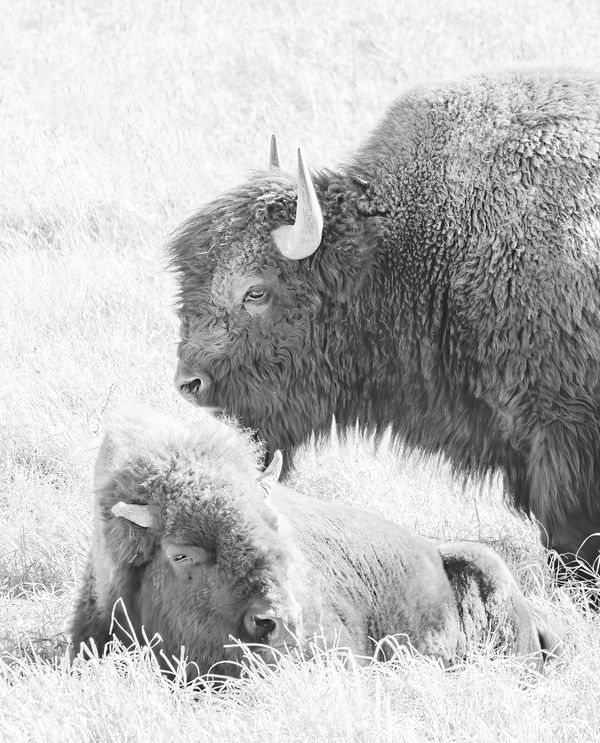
166;632;302;684
174;350;333;474
153;597;303;683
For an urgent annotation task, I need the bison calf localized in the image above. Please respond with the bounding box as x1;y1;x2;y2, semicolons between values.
71;407;560;677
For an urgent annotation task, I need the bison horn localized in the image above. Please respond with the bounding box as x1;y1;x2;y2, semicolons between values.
271;148;323;260
257;450;283;495
269;134;280;169
112;501;160;529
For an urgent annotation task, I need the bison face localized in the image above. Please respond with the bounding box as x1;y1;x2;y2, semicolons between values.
104;434;304;680
169;145;375;464
174;238;320;407
136;530;303;679
171;187;324;461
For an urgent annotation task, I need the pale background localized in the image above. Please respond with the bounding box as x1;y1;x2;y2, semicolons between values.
2;1;600;740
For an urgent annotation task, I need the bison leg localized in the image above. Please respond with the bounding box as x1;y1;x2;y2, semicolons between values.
70;559;114;659
510;413;600;585
438;541;561;665
537;513;600;588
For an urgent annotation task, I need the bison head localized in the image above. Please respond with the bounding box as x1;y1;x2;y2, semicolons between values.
95;407;304;679
169;140;377;468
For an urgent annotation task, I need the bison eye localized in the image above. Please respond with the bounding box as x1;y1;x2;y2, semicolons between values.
172;553;190;564
163;542;213;567
244;288;266;302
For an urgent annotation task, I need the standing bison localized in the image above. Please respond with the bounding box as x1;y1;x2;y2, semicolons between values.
170;69;600;575
71;407;559;676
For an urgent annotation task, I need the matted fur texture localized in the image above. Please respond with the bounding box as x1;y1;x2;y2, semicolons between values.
169;68;600;570
71;407;560;678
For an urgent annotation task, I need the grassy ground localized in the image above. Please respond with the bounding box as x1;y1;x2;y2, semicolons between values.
2;0;600;740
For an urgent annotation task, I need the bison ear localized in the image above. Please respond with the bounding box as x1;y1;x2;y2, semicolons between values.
112;502;161;530
269;134;280;170
257;450;283;496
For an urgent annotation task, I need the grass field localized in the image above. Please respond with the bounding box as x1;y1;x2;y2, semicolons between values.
2;0;600;740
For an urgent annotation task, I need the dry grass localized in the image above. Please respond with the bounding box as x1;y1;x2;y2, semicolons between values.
2;0;600;740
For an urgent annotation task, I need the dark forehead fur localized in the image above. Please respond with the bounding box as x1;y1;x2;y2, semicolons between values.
168;171;295;271
166;167;374;307
167;170;295;314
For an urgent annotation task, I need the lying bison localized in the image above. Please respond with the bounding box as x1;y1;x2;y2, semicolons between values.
170;68;600;575
71;407;560;677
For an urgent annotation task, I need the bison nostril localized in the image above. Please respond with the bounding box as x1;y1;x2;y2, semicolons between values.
244;610;279;642
174;367;212;402
254;615;278;640
181;378;202;396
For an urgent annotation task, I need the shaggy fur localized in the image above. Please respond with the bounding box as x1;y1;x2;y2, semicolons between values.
71;407;560;677
169;68;600;570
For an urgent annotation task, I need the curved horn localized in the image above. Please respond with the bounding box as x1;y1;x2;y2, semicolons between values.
269;134;280;169
271;148;323;260
112;501;160;529
257;450;283;495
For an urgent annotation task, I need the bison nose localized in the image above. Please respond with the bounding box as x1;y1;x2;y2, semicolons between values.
243;609;282;644
174;361;212;404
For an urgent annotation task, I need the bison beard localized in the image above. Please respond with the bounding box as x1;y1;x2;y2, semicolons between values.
170;68;600;580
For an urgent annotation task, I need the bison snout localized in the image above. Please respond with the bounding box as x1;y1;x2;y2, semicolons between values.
174;362;212;405
243;607;286;643
244;611;280;642
243;601;301;646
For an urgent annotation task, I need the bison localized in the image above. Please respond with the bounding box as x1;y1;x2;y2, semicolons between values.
71;407;560;678
170;68;600;576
